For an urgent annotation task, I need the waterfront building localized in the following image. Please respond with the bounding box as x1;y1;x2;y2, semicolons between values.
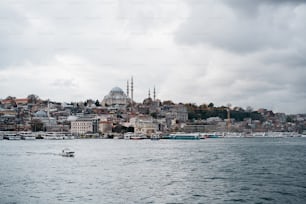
71;117;100;135
130;115;157;135
99;121;113;134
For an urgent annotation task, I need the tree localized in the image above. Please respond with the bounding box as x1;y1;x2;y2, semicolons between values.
6;96;16;100
246;106;253;112
208;102;214;108
286;116;293;123
27;94;39;104
150;112;157;119
95;100;101;107
200;104;208;110
163;100;175;106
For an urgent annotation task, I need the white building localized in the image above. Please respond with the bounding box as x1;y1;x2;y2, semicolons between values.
130;116;157;135
71;117;99;135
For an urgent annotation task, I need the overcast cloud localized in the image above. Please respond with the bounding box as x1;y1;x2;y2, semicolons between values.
0;0;306;114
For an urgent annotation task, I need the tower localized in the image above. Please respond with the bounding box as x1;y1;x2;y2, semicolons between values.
227;103;231;132
47;99;50;118
131;76;134;103
148;89;151;98
127;80;129;97
153;86;156;101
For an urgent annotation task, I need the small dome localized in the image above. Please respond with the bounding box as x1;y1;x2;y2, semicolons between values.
35;110;47;117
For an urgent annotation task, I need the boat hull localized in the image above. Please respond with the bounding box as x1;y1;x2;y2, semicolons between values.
167;134;200;140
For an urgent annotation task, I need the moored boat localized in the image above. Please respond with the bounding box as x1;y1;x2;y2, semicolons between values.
4;132;21;140
18;131;36;140
150;134;161;140
44;132;64;140
167;133;200;140
124;132;147;140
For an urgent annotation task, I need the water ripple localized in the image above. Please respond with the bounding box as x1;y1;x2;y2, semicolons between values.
1;138;306;203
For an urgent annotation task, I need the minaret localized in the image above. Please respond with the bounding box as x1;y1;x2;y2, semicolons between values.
153;86;156;101
127;80;129;97
47;99;50;118
148;89;151;98
227;103;231;132
131;76;134;103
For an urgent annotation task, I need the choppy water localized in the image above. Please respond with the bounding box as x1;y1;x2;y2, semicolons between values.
1;138;306;203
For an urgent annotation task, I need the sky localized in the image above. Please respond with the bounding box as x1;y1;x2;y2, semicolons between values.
0;0;306;114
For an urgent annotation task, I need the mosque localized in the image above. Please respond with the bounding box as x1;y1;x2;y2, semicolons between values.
101;77;159;111
101;77;134;110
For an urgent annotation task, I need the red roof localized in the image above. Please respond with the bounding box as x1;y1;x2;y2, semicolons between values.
1;99;14;104
15;98;29;104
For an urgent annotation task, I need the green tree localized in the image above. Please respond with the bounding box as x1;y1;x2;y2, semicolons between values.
27;94;39;104
95;100;101;106
208;102;214;108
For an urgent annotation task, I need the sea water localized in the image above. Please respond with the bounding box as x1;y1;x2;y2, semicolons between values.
1;138;306;203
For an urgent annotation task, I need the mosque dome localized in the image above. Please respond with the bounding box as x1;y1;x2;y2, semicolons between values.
102;87;131;110
35;110;47;117
110;87;124;94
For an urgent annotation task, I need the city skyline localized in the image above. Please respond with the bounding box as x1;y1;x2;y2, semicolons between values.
1;0;306;114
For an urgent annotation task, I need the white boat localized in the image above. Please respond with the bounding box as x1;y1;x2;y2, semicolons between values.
150;134;161;140
4;132;21;140
44;132;64;140
224;132;243;138
168;133;200;140
252;132;266;137
18;131;36;140
124;132;147;140
63;133;75;140
61;148;75;157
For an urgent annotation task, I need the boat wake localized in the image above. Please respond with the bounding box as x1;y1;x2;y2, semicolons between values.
26;152;61;156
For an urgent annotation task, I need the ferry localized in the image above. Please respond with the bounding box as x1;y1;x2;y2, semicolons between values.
124;132;147;140
18;131;36;140
223;132;243;138
200;132;222;139
63;133;75;140
44;132;64;140
150;134;161;140
4;132;21;140
167;133;200;140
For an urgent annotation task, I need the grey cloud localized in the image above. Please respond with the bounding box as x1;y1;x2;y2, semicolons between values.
1;0;306;113
176;1;306;54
